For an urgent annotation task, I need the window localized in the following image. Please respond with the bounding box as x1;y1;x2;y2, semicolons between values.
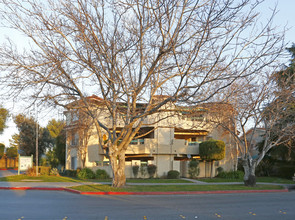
71;132;79;146
71;156;77;170
72;112;79;121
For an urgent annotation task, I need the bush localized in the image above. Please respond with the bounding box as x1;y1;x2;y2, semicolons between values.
132;165;139;178
63;169;77;177
6;146;18;158
216;167;224;174
39;166;50;175
217;170;244;179
147;164;157;178
140;165;148;178
276;165;295;179
256;157;275;177
0;143;4;158
26;167;36;176
167;170;180;179
95;169;110;179
199;139;225;161
50;168;60;176
77;168;95;179
26;166;51;176
188;159;200;179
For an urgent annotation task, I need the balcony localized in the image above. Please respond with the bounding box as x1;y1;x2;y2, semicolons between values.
172;139;199;155
126;138;199;155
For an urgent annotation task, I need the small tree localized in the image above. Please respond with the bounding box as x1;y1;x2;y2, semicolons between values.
147;164;157;178
45;148;59;168
47;119;66;167
132;165;139;178
140;165;148;178
0;143;4;158
6;146;17;158
188;159;200;179
9;134;20;149
0;106;8;134
199;139;226;178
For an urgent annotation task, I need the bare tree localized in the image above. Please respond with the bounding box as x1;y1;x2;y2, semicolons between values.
209;74;295;186
0;0;285;187
76;113;94;168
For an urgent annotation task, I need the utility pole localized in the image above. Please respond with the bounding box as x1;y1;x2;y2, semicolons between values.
35;103;39;176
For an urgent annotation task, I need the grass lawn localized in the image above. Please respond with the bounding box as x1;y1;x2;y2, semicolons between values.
70;184;284;192
0;175;191;183
126;178;192;183
198;177;294;184
0;175;83;182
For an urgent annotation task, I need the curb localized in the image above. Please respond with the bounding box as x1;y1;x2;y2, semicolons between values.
0;187;289;195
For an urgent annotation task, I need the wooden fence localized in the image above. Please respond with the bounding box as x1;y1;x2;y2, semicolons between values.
0;155;18;169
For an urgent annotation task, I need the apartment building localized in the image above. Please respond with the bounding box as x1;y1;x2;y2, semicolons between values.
64;95;237;178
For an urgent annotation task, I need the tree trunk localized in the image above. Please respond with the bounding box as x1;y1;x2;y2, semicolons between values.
242;159;256;187
110;150;126;188
210;160;214;178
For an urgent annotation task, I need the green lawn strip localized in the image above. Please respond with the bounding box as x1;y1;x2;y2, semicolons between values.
0;175;191;183
256;177;294;184
0;175;82;182
126;178;192;183
198;177;294;184
198;178;243;183
70;184;284;192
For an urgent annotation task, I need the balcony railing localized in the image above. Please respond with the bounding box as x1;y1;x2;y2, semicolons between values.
126;138;199;155
130;139;144;145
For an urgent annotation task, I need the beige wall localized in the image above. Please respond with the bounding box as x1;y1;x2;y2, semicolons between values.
65;103;237;177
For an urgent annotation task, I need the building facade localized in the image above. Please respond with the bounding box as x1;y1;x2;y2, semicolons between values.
64;96;237;178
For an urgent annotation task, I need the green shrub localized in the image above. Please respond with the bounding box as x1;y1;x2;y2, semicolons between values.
77;168;95;179
95;169;110;179
132;165;139;178
140;165;148;178
0;143;4;158
217;170;244;179
26;167;36;176
216;167;224;174
39;166;51;175
63;169;77;177
147;164;157;178
256;157;274;177
6;146;18;158
50;168;60;176
188;159;200;178
167;170;180;179
199;139;225;161
276;165;295;179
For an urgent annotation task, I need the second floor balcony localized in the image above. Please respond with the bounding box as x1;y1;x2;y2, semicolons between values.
126;138;199;155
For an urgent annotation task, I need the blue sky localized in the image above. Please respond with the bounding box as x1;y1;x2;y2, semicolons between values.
1;0;295;146
262;0;294;47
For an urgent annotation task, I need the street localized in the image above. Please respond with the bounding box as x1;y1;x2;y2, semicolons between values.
0;169;18;177
0;190;294;220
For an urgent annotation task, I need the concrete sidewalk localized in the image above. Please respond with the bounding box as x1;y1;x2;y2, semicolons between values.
0;181;98;188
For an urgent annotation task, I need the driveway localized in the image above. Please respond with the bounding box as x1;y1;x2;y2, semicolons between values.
0;169;18;177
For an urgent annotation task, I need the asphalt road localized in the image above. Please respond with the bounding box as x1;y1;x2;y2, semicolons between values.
0;169;18;177
0;190;294;220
